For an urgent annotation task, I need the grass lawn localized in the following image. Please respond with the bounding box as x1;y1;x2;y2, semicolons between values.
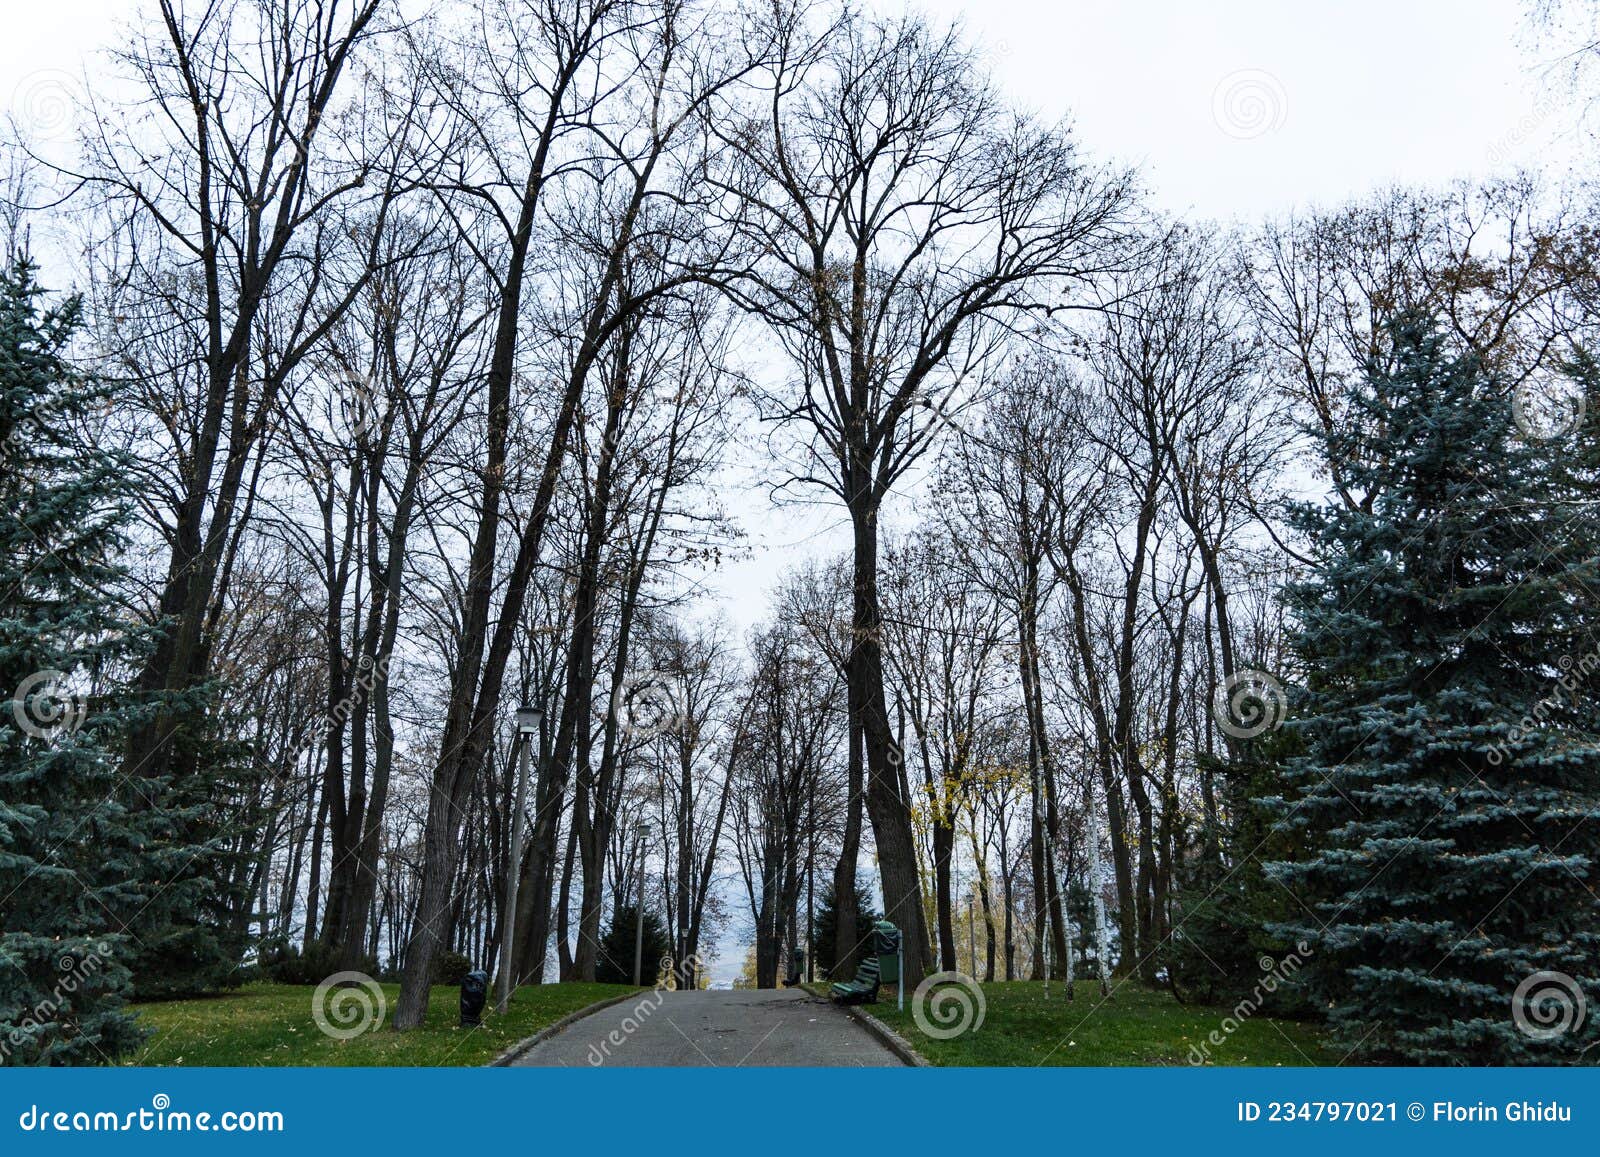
129;981;637;1067
857;980;1336;1066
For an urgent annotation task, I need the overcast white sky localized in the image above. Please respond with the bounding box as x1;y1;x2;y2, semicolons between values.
4;0;1574;211
3;1;1587;983
3;1;1581;641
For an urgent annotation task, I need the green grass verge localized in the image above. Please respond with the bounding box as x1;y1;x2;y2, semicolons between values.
858;980;1336;1066
129;981;638;1067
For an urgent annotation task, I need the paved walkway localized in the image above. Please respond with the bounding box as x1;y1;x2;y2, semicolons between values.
509;987;904;1067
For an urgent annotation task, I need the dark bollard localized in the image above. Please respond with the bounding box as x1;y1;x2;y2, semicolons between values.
459;969;488;1027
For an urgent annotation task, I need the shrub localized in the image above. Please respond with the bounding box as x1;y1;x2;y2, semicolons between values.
257;939;378;986
431;950;475;986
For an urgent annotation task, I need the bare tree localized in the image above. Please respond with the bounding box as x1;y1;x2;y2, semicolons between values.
715;3;1137;985
880;527;1005;972
75;0;396;794
394;0;764;1024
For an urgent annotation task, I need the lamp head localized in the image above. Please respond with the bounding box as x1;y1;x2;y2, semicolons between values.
515;703;542;736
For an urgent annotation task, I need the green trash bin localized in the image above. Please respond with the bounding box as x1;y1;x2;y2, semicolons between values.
875;920;901;986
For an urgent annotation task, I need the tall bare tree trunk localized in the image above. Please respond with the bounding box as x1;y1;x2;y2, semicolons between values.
848;499;929;989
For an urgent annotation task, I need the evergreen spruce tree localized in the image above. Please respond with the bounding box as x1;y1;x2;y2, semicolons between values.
1266;313;1600;1064
1165;738;1314;1016
594;906;673;985
813;875;879;977
120;706;255;1000
0;259;149;1064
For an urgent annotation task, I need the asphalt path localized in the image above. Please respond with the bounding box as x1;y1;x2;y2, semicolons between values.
508;987;905;1067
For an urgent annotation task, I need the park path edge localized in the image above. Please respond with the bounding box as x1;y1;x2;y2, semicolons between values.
488;990;643;1067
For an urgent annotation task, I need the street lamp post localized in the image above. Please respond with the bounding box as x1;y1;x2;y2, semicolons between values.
968;885;976;978
497;702;542;1014
631;829;646;986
